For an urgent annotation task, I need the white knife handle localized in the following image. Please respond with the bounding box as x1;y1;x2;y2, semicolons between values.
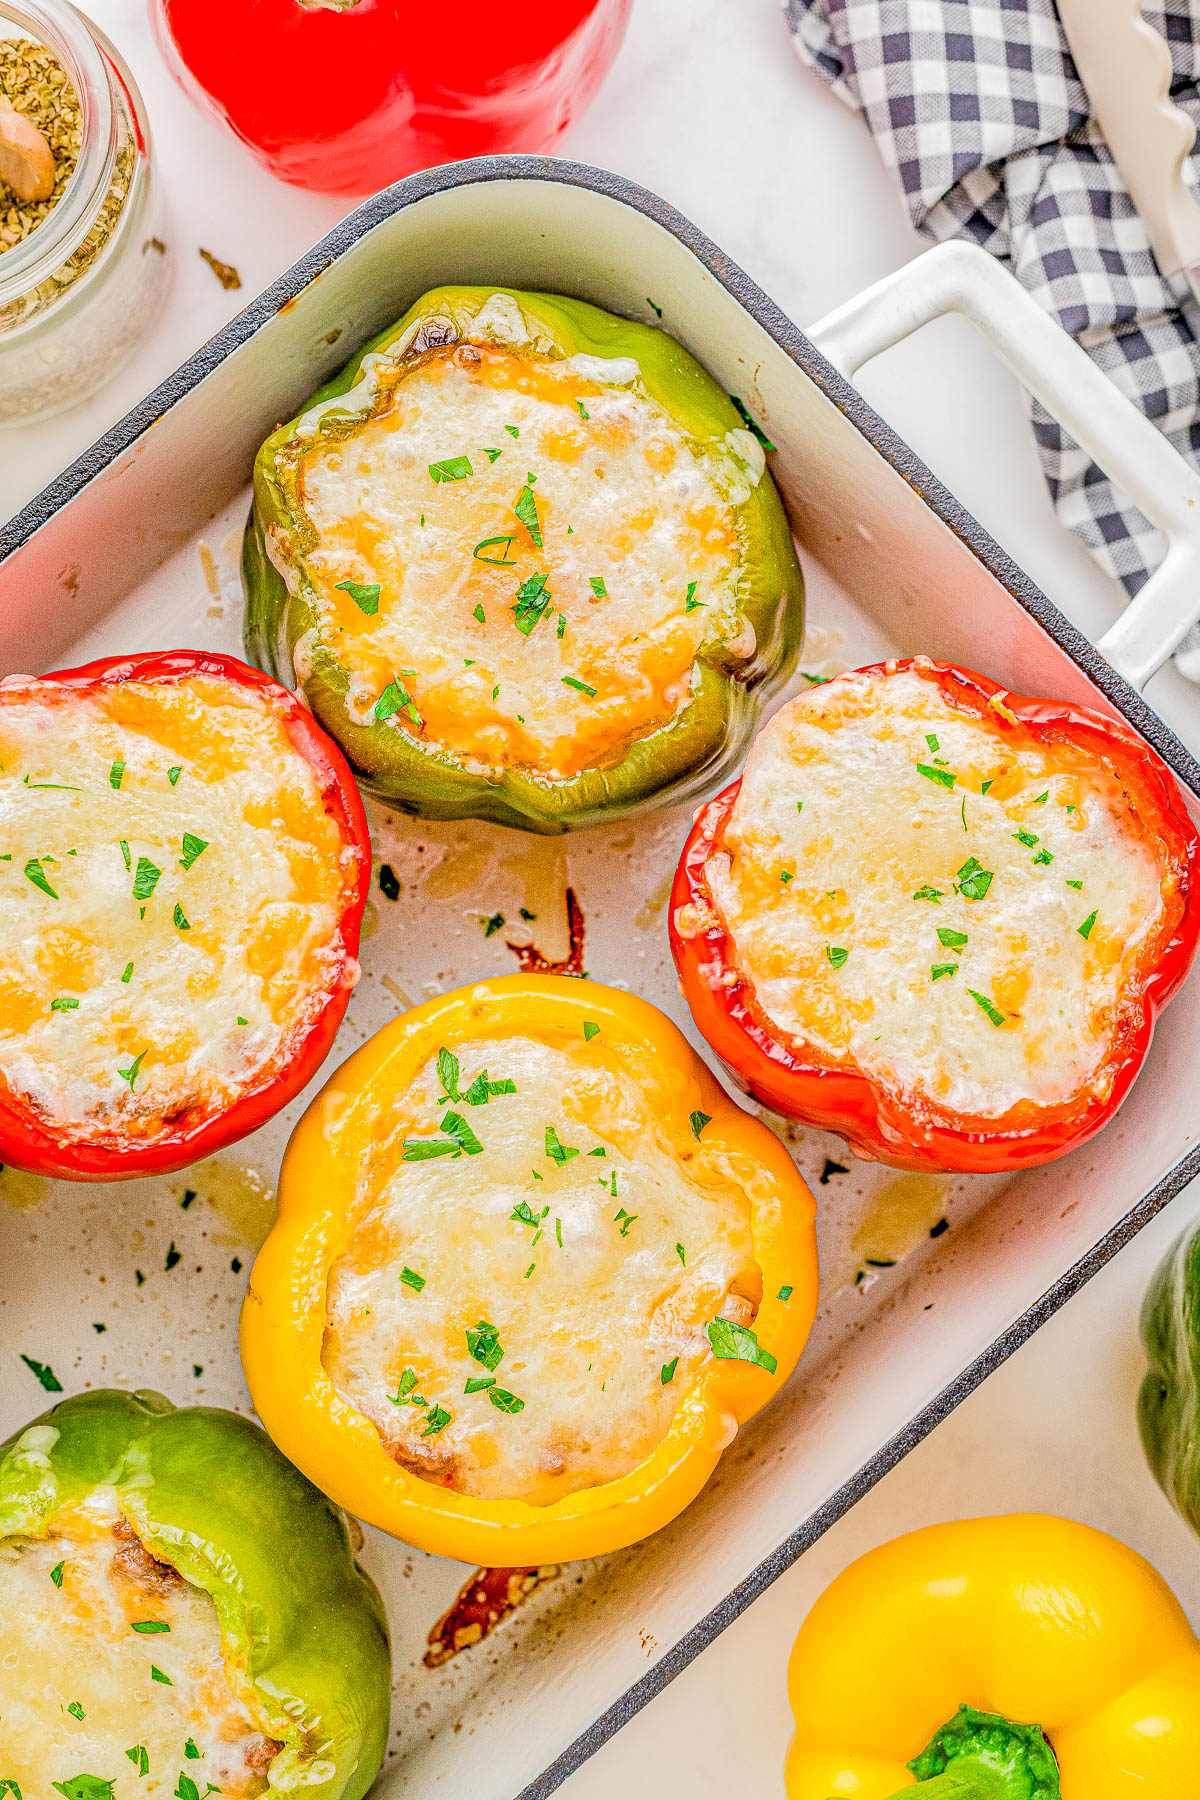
1056;0;1200;277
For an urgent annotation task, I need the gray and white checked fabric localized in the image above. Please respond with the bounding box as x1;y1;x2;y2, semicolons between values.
785;0;1200;654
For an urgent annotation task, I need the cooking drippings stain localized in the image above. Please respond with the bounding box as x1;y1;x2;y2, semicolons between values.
852;1171;949;1267
499;836;570;961
424;1565;559;1668
424;833;495;901
506;888;585;976
180;1158;275;1250
0;1165;48;1209
635;868;676;931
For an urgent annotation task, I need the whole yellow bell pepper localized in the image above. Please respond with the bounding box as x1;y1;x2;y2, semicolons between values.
241;974;818;1565
786;1514;1200;1798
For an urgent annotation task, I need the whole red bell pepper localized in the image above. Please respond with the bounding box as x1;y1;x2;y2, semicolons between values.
155;0;632;195
669;658;1200;1174
0;649;370;1180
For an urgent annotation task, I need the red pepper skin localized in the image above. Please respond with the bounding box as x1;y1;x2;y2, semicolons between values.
669;658;1200;1175
0;650;370;1181
154;0;632;196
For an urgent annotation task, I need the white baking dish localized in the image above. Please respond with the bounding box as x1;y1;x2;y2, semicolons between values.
3;158;1200;1800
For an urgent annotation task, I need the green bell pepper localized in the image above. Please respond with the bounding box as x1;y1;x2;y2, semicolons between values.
1140;1216;1200;1530
0;1388;390;1800
243;285;804;833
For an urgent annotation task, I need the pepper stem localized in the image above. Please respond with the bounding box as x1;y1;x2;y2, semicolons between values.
876;1769;1007;1800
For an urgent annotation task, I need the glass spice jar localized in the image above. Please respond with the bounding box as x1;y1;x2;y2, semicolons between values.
0;0;167;423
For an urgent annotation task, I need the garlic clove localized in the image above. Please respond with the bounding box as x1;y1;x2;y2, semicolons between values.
0;93;56;202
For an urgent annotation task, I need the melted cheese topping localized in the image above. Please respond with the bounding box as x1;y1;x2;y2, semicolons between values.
704;667;1167;1119
0;1509;276;1797
288;332;753;779
0;676;355;1141
322;1034;759;1505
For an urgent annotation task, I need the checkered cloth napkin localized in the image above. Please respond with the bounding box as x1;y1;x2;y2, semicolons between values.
785;0;1200;660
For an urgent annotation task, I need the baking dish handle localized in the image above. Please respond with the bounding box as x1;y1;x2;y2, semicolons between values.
805;239;1200;691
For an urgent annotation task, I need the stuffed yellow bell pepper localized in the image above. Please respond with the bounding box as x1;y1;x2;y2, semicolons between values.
241;974;818;1565
786;1514;1200;1798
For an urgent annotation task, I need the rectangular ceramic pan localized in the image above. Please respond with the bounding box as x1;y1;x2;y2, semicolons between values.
4;158;1200;1800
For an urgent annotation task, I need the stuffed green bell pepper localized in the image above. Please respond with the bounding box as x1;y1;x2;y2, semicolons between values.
243;285;804;833
1140;1216;1200;1533
0;1388;390;1800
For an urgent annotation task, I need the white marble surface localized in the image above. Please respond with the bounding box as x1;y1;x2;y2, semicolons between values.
4;1;1200;1794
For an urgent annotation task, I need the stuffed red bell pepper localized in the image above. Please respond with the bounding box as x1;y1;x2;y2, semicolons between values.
670;657;1200;1173
0;649;369;1179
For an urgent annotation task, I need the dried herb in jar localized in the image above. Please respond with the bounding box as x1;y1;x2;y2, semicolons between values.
0;35;81;252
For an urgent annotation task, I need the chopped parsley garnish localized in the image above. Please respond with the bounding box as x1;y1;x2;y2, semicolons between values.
778;1285;794;1301
917;763;955;789
466;1320;504;1370
937;927;968;948
150;1665;172;1685
67;1701;85;1720
729;394;776;451
545;1125;579;1165
706;1318;777;1374
51;1559;65;1586
589;576;608;598
968;988;1006;1027
120;961;133;983
825;945;849;969
388;1369;420;1406
482;912;505;936
21;1354;62;1391
119;840;131;870
780;869;793;884
174;1776;199;1800
465;1376;495;1394
925;733;939;753
50;995;80;1012
583;1020;600;1041
400;1266;426;1292
1033;790;1049;803
588;1146;607;1157
23;857;58;898
167;766;182;785
676;1242;686;1265
126;1747;150;1776
117;1050;146;1090
614;1207;637;1237
180;1190;197;1210
378;862;400;901
913;884;944;903
489;1387;524;1415
179;833;208;870
132;857;161;901
109;758;125;789
505;424;520;438
422;1405;452;1436
164;1242;181;1271
131;1619;169;1634
375;678;422;727
980;778;994;794
473;602;486;624
930;1218;950;1238
661;1357;679;1384
1066;878;1083;889
514;482;542;548
335;578;380;615
931;963;958;980
556;612;567;637
955;856;993;901
575;400;590;420
1032;847;1054;865
463;1070;516;1105
689;1110;711;1140
473;534;516;565
52;1782;115;1800
440;1109;484;1155
428;456;473;483
524;1262;535;1279
1078;909;1098;940
511;1200;548;1229
512;571;552;635
562;675;597;696
173;904;190;931
1013;828;1038;847
437;1046;461;1099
